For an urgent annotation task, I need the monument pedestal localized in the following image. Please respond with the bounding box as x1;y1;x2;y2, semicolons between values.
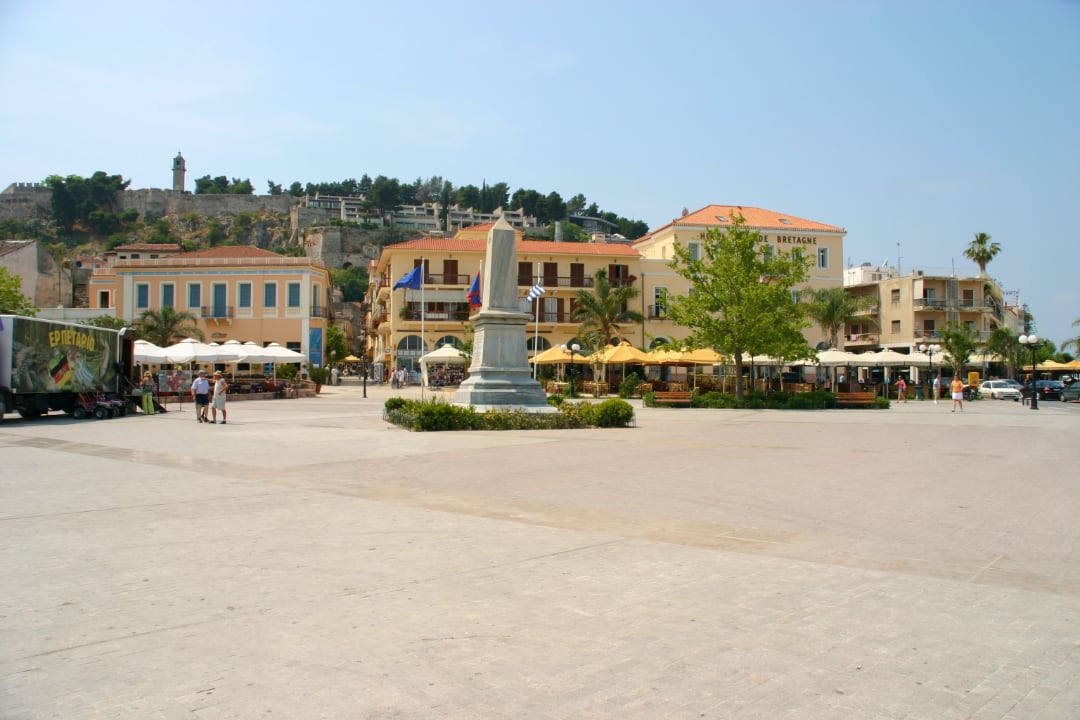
452;309;554;412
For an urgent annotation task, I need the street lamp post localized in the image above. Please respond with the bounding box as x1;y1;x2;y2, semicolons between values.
1019;334;1039;410
561;342;581;398
360;354;369;398
919;343;941;403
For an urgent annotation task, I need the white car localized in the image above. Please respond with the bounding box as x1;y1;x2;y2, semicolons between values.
979;380;1021;400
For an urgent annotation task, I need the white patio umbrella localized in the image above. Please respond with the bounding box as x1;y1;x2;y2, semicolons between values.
209;341;248;364
241;341;276;364
163;337;220;365
263;342;305;363
133;339;169;364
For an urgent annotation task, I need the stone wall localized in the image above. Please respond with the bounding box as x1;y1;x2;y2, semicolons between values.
118;189;295;218
0;183;51;222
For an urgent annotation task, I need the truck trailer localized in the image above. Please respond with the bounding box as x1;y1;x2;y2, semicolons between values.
0;315;135;421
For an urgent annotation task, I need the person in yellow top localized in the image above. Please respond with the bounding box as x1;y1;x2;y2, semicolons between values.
950;376;965;413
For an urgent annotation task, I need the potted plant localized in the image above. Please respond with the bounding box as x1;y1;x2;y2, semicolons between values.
307;366;329;393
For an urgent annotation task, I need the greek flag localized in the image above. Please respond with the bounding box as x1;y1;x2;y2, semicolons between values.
526;283;545;301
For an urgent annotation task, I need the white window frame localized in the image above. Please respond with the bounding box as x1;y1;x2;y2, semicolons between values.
187;282;202;312
817;247;829;269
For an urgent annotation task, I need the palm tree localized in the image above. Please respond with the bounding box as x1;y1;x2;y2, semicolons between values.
572;269;644;349
1062;318;1080;355
137;306;204;347
963;232;1001;276
801;287;877;349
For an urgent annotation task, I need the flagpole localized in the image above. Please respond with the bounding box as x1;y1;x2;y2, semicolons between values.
420;256;425;402
532;271;541;379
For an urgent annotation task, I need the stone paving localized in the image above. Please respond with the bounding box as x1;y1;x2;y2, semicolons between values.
2;382;1078;719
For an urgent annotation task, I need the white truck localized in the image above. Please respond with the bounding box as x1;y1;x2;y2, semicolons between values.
0;315;134;421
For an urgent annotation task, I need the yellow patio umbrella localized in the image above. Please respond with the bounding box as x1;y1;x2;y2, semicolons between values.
600;341;652;365
681;348;726;365
342;355;362;363
529;346;592;365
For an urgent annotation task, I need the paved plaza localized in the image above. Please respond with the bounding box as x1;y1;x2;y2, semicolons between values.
2;382;1079;719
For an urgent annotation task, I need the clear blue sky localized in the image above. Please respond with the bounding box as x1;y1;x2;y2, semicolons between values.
2;1;1077;348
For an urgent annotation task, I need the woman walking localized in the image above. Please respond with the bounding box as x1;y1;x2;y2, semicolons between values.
141;372;156;415
210;371;228;424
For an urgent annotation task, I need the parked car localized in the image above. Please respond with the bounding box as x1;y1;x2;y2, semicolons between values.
1020;380;1065;401
978;380;1021;400
1061;381;1080;402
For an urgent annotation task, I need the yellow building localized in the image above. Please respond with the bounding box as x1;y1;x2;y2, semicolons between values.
367;224;642;376
632;205;847;349
843;264;1020;352
89;244;333;365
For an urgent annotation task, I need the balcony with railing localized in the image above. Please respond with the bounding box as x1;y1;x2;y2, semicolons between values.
913;298;948;310
517;275;595;288
200;305;234;319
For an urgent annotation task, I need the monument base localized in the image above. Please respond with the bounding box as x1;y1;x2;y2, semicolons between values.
452;309;555;413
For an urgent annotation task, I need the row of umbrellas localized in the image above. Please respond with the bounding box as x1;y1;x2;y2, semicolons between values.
134;338;305;365
530;342;725;366
529;344;1061;370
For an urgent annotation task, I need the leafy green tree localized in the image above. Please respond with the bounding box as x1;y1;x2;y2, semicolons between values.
330;266;368;302
325;324;348;364
206;218;227;246
985;326;1023;379
0;266;37;316
46;172;129;233
229;212;255;243
665;213;812;399
84;315;128;330
194;176;254;195
267;180;283;195
963;232;1001;276
567;193;587;216
572;268;644;351
287;182;305;197
938;322;979;375
368;175;401;217
802;287;878;349
136;306;204;346
456;184;482;209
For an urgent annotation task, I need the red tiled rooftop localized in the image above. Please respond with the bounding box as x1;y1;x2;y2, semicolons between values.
386;236;640;257
637;205;845;244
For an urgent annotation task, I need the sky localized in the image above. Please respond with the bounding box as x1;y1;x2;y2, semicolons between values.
2;0;1078;348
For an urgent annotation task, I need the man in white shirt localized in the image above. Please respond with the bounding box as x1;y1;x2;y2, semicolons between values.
191;370;211;423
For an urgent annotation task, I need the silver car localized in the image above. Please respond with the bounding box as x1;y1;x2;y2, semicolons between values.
979;380;1021;400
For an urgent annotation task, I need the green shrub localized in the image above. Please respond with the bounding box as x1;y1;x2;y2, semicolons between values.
618;372;642;398
307;366;329;385
593;398;635;427
382;397;632;431
874;396;891;409
547;393;565;407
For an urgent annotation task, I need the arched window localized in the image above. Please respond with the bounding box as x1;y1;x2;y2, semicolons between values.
435;335;461;349
649;337;670;349
527;336;551;352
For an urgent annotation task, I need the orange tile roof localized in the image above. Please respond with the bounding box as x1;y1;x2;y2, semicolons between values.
639;205;845;243
181;245;285;259
386;237;640;257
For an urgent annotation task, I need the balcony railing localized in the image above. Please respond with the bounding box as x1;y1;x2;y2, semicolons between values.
399;309;474;322
310;304;324;318
200;305;234;319
424;273;471;285
517;276;595;288
913;298;947;310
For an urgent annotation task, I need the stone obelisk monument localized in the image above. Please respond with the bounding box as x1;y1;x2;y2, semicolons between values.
453;218;553;411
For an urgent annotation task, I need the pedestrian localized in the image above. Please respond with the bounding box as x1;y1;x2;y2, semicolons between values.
896;377;906;402
140;375;155;414
210;371;228;424
950;376;965;412
391;367;399;389
191;369;211;423
331;366;339;386
932;375;941;404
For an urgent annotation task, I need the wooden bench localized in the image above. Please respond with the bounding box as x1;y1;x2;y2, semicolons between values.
834;391;877;407
653;391;693;406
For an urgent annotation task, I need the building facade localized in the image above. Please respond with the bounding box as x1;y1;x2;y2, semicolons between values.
632;205;848;349
89;245;332;365
843;265;1021;353
367;225;642;376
